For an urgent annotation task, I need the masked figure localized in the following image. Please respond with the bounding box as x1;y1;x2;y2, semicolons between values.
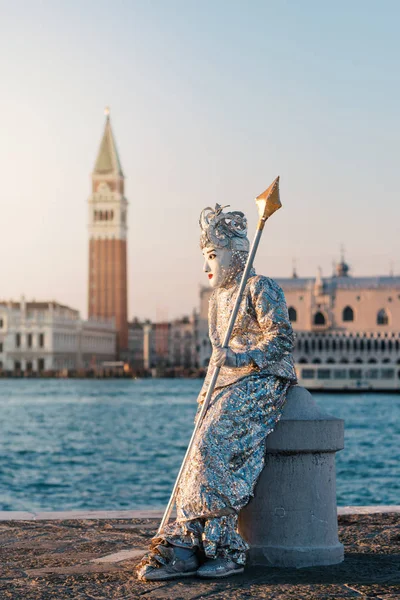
136;204;297;581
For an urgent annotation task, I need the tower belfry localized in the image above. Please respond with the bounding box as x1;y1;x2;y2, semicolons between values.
88;109;128;354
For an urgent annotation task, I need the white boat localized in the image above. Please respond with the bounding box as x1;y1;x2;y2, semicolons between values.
296;363;400;392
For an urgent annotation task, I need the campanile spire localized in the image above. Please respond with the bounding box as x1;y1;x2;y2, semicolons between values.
87;110;128;355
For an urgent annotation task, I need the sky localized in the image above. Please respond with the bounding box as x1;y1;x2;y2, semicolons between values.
1;0;399;321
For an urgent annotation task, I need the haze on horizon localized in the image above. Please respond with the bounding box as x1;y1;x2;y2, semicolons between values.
1;0;399;321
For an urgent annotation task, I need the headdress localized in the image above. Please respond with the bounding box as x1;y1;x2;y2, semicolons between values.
199;204;249;251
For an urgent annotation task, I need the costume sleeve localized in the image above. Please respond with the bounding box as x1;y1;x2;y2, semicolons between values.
235;276;295;369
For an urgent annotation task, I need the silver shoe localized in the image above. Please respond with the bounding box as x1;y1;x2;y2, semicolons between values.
137;553;199;581
197;557;244;579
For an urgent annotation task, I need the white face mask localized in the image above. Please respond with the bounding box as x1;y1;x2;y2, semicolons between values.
202;246;233;289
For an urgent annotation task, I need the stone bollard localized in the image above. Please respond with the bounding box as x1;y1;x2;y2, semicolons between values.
238;385;344;568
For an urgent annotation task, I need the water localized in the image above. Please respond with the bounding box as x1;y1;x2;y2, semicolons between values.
0;379;398;511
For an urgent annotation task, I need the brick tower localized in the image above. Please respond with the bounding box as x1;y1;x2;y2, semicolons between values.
88;108;128;355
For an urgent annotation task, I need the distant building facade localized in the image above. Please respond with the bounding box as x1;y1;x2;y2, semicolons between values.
0;298;116;373
88;110;128;355
126;314;199;372
197;259;400;367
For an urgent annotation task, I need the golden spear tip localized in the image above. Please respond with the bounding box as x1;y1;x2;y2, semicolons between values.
104;106;110;117
255;176;282;224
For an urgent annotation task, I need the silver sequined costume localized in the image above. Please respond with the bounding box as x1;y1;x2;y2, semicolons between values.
137;269;297;572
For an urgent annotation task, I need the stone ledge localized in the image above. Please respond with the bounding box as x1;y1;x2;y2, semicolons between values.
0;506;399;521
0;513;398;599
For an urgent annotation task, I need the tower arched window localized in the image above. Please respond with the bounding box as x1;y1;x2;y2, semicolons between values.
377;309;389;326
342;306;354;322
288;307;297;322
314;312;326;326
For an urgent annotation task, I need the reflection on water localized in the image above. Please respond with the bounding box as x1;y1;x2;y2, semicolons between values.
0;379;398;510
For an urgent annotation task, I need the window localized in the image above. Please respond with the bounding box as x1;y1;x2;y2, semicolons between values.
27;333;32;348
0;318;3;328
14;361;21;371
314;312;326;326
334;369;347;379
366;369;379;379
381;369;394;379
39;333;44;348
342;306;354;322
16;333;21;348
317;369;331;379
298;357;308;364
377;309;389;326
288;307;297;322
38;358;45;371
302;369;315;379
349;369;362;379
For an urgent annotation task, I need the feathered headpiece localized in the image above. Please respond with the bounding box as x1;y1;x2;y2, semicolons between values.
199;204;249;251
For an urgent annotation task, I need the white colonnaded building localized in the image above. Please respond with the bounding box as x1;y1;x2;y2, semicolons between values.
198;258;400;391
0;297;116;374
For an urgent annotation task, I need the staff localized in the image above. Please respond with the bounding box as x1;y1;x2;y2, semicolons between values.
158;176;282;534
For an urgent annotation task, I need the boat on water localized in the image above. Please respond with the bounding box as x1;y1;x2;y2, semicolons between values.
296;362;400;391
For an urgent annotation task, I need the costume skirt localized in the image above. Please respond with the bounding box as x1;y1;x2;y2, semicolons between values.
141;374;290;568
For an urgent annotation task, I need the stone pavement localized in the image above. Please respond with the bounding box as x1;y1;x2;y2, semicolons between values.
0;512;399;599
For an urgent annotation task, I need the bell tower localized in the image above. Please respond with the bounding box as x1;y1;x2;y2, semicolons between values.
88;108;128;354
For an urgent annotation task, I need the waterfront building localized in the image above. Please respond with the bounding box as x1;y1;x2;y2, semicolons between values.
0;298;116;373
197;258;400;389
169;313;199;369
88;109;128;355
126;314;199;372
128;318;146;371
